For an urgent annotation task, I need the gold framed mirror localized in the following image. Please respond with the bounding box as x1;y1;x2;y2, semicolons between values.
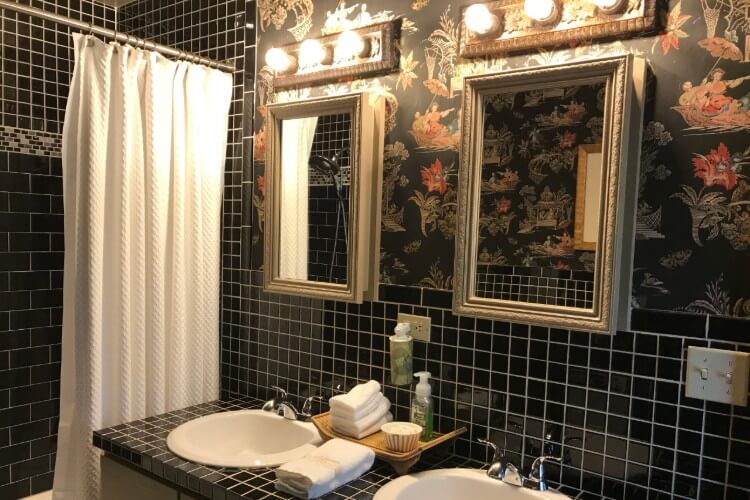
264;92;384;303
453;55;646;334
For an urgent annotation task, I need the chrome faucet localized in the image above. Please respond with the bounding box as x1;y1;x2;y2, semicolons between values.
478;437;565;492
477;438;525;487
262;386;324;421
526;456;563;492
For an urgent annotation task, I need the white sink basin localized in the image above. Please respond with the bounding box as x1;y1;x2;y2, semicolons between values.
374;469;571;500
166;410;322;468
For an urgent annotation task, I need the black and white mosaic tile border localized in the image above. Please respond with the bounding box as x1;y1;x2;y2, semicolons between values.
0;127;61;157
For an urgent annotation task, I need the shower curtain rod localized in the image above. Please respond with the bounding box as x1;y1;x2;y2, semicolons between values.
0;0;236;72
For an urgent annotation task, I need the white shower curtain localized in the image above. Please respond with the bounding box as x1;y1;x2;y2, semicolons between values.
53;34;232;500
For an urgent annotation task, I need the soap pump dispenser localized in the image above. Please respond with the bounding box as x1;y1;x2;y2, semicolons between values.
389;322;413;386
411;371;434;441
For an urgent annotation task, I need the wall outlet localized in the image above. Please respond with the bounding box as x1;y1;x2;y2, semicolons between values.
685;346;749;406
397;313;431;342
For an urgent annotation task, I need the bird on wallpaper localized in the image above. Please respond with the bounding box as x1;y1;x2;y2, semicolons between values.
640;273;670;295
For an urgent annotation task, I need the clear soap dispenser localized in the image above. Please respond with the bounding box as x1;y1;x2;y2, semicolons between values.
389;322;413;386
411;371;434;441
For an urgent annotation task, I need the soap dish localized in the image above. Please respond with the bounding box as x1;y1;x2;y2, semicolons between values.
311;412;466;475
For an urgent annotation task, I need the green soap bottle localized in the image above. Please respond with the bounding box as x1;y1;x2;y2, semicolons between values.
389;322;413;386
411;371;434;441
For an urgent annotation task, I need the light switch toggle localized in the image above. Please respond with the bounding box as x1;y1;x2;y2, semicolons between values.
723;372;733;384
699;368;709;380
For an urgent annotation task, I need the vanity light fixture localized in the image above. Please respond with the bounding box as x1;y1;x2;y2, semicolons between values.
265;47;295;74
591;0;628;15
524;0;559;24
459;0;663;58
464;3;501;37
267;20;401;89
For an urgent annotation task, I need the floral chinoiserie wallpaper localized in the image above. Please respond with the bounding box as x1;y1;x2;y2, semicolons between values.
476;82;605;273
252;0;750;319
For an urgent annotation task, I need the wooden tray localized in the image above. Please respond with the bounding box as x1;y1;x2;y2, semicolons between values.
311;412;466;475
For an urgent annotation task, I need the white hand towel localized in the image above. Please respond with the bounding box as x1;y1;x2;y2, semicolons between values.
328;380;381;414
331;396;390;432
331;412;393;439
329;391;384;421
275;438;375;499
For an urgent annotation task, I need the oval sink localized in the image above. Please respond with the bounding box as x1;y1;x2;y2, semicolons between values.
374;469;571;500
166;409;323;468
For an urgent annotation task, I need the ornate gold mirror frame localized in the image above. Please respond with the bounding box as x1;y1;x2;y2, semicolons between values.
264;93;384;303
453;55;647;334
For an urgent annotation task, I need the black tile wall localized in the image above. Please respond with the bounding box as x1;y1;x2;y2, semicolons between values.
0;152;64;498
1;0;248;497
1;3;115;497
222;274;750;500
308;184;349;284
1;1;116;135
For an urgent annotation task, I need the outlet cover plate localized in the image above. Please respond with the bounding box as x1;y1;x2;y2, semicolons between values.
685;346;749;406
397;313;431;342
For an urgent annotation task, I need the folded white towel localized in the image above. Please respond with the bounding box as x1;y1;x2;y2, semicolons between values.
275;438;375;499
331;396;390;432
328;380;381;415
332;412;393;439
329;391;383;421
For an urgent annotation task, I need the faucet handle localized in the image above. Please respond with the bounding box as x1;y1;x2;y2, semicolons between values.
528;455;563;492
270;385;288;400
531;455;563;469
301;395;324;417
477;438;503;462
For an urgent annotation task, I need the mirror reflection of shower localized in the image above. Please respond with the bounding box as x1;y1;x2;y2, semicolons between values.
308;113;352;284
310;149;349;282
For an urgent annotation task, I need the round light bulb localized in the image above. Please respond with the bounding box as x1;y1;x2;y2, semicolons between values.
336;30;367;61
298;39;326;69
524;0;557;22
465;4;498;36
265;47;291;72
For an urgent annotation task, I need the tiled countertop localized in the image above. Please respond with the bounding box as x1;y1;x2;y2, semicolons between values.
93;398;583;500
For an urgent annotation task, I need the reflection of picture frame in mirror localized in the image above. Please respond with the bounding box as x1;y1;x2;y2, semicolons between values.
574;144;603;252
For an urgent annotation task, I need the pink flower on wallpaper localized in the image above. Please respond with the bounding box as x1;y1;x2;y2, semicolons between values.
420;158;448;194
496;196;512;213
256;175;265;195
692;143;739;190
654;2;690;55
560;131;576;149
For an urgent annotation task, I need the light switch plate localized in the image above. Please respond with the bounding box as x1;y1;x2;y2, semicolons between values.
397;313;431;342
685;346;749;406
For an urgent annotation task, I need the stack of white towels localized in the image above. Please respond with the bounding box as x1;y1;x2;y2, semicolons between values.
329;380;392;439
275;438;375;499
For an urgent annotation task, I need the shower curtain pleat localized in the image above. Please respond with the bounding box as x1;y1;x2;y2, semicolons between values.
53;34;232;500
